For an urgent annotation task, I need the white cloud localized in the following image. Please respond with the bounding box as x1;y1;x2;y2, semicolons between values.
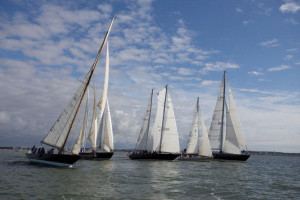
268;65;291;72
177;68;194;76
259;39;279;47
200;62;240;74
284;55;293;60
285;18;299;25
243;20;254;25
279;1;300;13
248;71;264;76
200;80;220;86
287;48;298;52
236;8;243;13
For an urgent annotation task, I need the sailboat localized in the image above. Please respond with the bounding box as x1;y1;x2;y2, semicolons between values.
179;97;213;161
209;71;250;161
25;18;114;167
79;41;114;160
129;85;181;160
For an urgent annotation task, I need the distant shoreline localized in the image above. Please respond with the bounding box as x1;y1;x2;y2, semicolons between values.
1;146;300;156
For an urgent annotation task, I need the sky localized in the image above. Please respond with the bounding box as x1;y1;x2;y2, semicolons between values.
0;0;299;153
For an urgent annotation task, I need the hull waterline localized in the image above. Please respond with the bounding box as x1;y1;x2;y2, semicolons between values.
79;151;114;160
129;153;180;160
213;152;250;161
25;153;81;167
178;155;213;161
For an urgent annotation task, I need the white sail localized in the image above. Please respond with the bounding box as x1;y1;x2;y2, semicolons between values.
208;76;225;151
102;99;114;152
42;70;91;149
228;84;247;149
199;110;213;157
135;91;153;151
41;18;114;151
72;93;89;154
224;102;241;154
147;88;165;152
97;41;110;121
160;91;180;153
186;99;199;154
87;87;98;149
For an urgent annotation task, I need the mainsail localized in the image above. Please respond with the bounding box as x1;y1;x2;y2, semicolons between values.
208;75;225;151
186;98;199;154
72;92;89;155
223;102;241;154
147;88;165;152
41;18;114;152
134;90;153;151
87;87;98;149
160;91;180;153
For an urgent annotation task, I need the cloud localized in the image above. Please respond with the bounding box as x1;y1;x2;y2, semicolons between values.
259;39;279;47
287;48;298;52
284;55;293;60
285;18;299;25
243;20;254;25
177;68;194;76
279;1;300;13
236;8;243;13
248;71;264;76
200;80;220;86
200;62;240;74
268;65;291;72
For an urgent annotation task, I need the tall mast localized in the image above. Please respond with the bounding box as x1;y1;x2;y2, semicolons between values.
220;71;226;153
159;85;168;153
59;18;114;154
144;89;154;151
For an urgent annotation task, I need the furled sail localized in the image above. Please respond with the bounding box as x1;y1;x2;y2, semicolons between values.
134;90;153;151
228;84;247;149
72;93;89;155
160;91;180;153
223;102;241;154
199;109;213;157
209;76;225;151
102;99;114;152
147;88;165;152
42;70;91;149
186;98;199;154
87;87;98;149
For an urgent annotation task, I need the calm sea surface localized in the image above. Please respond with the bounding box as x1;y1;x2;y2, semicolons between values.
0;150;299;199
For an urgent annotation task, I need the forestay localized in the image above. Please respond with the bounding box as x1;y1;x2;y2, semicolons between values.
160;92;180;153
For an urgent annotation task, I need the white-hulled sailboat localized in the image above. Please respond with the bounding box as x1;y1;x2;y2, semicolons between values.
25;18;114;167
129;85;181;160
209;71;250;161
79;41;114;160
179;97;213;161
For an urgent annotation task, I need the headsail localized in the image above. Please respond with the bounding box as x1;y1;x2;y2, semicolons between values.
199;107;213;157
228;84;247;149
41;18;114;152
102;99;114;152
72;92;89;155
223;102;241;154
134;90;153;151
147;88;165;152
186;98;200;154
208;75;225;151
160;89;180;154
87;87;98;149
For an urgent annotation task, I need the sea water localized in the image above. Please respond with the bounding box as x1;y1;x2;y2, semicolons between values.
0;150;299;199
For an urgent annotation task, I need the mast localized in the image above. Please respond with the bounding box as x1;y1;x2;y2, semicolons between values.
197;96;199;147
220;71;226;153
59;18;114;154
144;89;154;150
159;85;168;153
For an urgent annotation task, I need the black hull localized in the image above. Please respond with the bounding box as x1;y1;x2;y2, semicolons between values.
129;153;180;160
25;153;81;167
213;152;250;161
79;151;114;160
178;156;213;161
